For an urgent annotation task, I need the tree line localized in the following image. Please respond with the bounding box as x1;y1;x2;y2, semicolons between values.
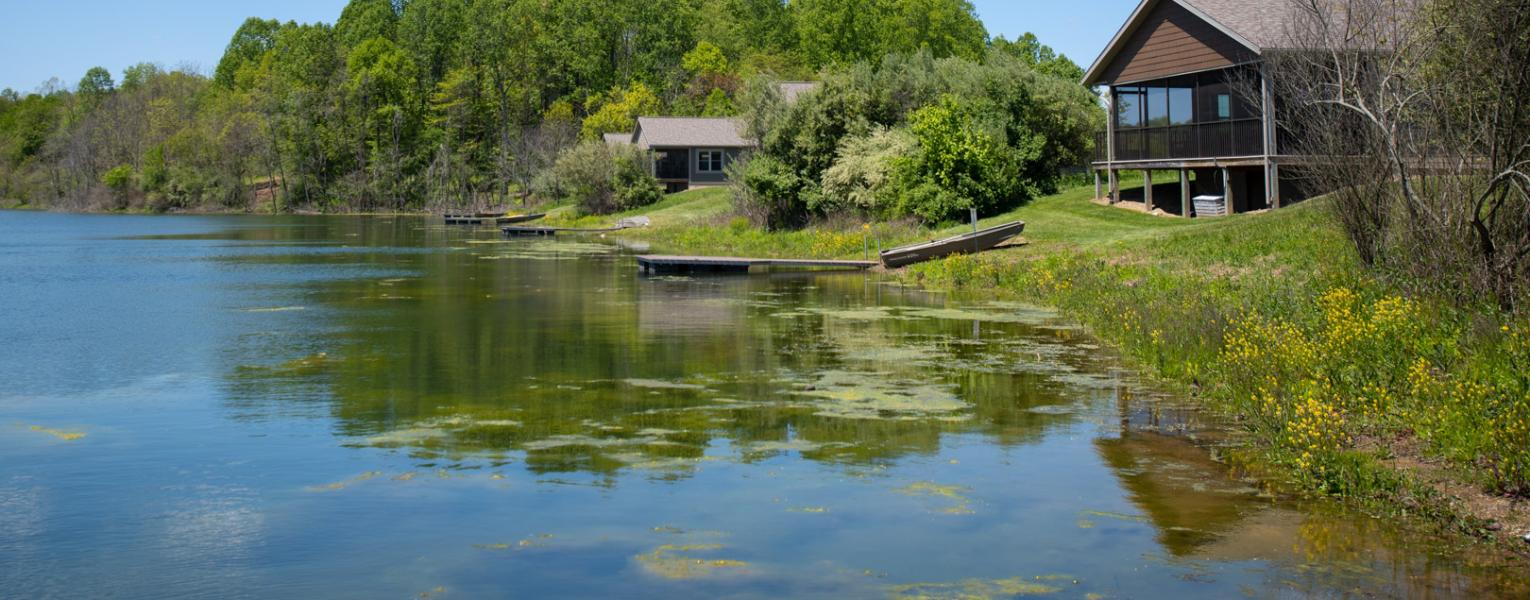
0;0;1091;216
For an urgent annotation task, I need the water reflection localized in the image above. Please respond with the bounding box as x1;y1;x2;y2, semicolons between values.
0;212;1519;599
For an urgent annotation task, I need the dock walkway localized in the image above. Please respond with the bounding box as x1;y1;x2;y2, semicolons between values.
636;255;877;274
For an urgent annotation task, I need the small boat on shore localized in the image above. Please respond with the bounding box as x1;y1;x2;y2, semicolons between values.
879;221;1026;268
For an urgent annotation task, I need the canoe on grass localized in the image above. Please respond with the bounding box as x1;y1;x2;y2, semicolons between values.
879;221;1026;268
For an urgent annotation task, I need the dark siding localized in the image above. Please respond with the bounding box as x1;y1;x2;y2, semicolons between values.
1100;1;1255;84
689;148;740;184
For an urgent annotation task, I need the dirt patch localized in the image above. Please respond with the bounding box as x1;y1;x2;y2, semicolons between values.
1362;433;1530;550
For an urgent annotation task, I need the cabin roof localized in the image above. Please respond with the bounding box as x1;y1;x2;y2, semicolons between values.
633;117;753;150
1083;0;1302;86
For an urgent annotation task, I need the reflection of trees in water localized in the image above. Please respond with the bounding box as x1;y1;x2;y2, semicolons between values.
1095;429;1526;597
218;218;1123;478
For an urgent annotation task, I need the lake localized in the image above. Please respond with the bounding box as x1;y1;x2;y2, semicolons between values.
0;211;1522;599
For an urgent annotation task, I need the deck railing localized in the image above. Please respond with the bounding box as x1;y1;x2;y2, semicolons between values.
1094;119;1265;163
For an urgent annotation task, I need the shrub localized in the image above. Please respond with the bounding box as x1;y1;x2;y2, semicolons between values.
890;96;1036;223
729;154;809;229
739;48;1100;227
102;164;135;188
820;126;915;214
550;141;662;215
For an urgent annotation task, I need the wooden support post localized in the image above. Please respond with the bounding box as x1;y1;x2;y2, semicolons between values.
1180;169;1191;218
1094;170;1101;200
1222;168;1235;215
1269;162;1281;209
1109;170;1119;204
1142;170;1153;211
1260;65;1280;209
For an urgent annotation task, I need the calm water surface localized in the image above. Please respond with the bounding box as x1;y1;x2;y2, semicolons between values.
0;211;1523;599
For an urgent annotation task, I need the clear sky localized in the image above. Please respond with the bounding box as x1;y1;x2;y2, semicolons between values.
0;0;1137;92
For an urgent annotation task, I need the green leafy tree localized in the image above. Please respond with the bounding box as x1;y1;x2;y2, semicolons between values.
77;67;116;109
991;33;1085;82
887;0;987;61
580;82;662;140
336;0;399;50
214;18;281;89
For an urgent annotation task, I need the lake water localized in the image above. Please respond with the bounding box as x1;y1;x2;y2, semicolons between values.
0;211;1523;599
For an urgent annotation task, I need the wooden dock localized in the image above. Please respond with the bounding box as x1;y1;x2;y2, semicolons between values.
636;255;878;275
502;225;623;237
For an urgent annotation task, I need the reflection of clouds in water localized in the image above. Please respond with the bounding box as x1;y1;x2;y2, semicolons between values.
156;486;265;588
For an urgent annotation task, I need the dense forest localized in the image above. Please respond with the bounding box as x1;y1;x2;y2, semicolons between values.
0;0;1096;220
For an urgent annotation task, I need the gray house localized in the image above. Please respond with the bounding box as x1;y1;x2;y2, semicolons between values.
630;117;755;193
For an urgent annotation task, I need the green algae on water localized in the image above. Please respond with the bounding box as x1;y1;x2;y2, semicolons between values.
306;471;384;492
28;425;86;441
899;481;976;515
795;371;967;421
623;378;708;391
888;576;1063;599
635;543;749;579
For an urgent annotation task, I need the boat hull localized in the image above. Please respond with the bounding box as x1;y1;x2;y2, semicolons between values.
879;221;1025;268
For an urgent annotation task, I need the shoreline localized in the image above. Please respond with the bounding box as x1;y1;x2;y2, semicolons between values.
592;186;1530;557
11;188;1529;556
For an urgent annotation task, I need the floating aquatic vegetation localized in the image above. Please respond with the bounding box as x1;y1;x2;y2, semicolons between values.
738;439;850;454
838;343;943;365
307;471;383;492
804;307;915;321
239;306;306;313
788;506;829;514
795;371;967;421
888;576;1063;599
28;426;86;441
900;306;1058;325
635;544;749;579
623;379;708;391
898;481;975;515
362;416;523;448
475;533;554;551
417;585;447;598
1078;510;1150;524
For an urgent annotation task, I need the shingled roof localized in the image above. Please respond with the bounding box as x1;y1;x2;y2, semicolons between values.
1084;0;1304;85
633;117;754;150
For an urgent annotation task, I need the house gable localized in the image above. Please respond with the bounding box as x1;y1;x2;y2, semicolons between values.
1088;0;1258;86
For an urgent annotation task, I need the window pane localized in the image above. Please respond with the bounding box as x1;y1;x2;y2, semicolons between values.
1116;88;1141;128
1146;87;1168;127
1169;86;1193;125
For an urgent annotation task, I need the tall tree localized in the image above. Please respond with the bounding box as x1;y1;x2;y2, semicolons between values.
214;18;282;89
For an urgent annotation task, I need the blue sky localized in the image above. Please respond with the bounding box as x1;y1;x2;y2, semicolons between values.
0;0;1136;92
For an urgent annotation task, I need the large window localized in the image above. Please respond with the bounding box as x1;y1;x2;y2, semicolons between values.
1168;81;1194;126
697;150;725;172
1115;87;1143;128
1146;86;1169;127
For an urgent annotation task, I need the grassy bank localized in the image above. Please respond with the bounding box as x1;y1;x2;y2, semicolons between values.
592;185;1530;547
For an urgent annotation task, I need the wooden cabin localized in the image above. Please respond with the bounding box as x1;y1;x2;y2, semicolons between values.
1085;0;1307;216
629;117;755;194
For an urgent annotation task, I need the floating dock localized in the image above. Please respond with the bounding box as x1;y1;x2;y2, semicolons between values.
636;255;878;275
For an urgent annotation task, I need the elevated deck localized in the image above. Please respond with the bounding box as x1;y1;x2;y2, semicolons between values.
636;255;877;275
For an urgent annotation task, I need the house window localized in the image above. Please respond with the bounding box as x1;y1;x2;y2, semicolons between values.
697;150;725;172
1115;86;1143;128
1217;94;1232;120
